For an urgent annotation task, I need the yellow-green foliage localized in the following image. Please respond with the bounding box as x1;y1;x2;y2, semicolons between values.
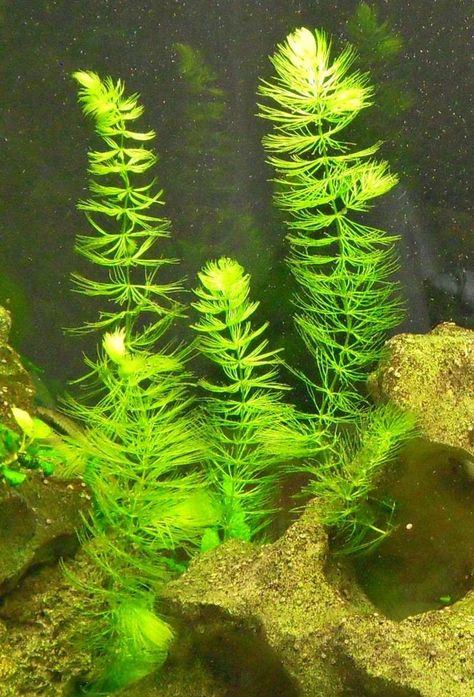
65;70;219;695
258;28;403;425
192;257;318;543
258;27;415;552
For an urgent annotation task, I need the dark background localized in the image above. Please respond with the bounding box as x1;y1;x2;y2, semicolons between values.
0;0;472;394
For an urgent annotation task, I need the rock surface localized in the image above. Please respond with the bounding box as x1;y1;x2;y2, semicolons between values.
0;473;91;595
0;552;100;696
116;323;474;697
0;305;36;430
368;322;474;458
156;502;474;697
2;321;474;696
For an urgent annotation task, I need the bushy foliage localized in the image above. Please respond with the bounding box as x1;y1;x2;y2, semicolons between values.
257;28;416;551
258;27;403;425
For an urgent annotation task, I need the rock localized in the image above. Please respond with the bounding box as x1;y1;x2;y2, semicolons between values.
0;306;12;344
0;552;101;696
123;328;474;695
356;323;474;621
0;473;91;595
368;322;474;457
0;305;36;430
158;502;474;696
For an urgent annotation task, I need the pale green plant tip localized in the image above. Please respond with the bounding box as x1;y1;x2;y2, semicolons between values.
113;600;174;658
103;328;127;365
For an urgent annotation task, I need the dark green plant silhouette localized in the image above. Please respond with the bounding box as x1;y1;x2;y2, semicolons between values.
346;3;414;173
165;43;270;295
348;2;403;63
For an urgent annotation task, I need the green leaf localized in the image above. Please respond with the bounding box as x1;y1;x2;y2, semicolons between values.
2;466;26;486
31;418;53;440
11;407;34;437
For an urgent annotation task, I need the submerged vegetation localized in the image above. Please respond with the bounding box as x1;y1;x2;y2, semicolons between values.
192;256;319;545
257;27;416;551
0;24;416;696
0;407;57;485
258;27;403;424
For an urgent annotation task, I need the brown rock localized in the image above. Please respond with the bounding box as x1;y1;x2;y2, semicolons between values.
157;503;474;696
0;474;91;595
0;305;36;430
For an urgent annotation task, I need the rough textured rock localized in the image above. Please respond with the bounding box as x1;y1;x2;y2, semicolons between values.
0;302;92;595
2;320;473;696
157;503;474;697
0;552;100;696
0;474;91;595
368;322;474;457
0;305;36;430
351;322;474;620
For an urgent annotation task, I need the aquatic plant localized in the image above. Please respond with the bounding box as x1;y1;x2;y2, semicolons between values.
346;3;414;174
258;27;415;551
57;25;417;691
0;407;57;485
304;403;416;553
192;256;318;545
64;71;217;693
70;71;183;342
258;27;403;424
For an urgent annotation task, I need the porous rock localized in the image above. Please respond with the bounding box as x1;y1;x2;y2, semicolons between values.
119;326;474;696
0;552;101;696
0;305;36;430
368;322;474;457
0;474;91;595
155;501;474;697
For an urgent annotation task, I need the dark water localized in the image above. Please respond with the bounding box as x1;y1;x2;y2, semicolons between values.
356;439;474;619
0;0;471;389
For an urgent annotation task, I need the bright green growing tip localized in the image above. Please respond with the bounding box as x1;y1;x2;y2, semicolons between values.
72;69;154;140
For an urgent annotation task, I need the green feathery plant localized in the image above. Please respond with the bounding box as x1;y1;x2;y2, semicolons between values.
64;71;217;694
258;28;415;552
302;402;416;553
258;27;403;425
58;28;417;690
192;257;318;546
71;70;182;344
